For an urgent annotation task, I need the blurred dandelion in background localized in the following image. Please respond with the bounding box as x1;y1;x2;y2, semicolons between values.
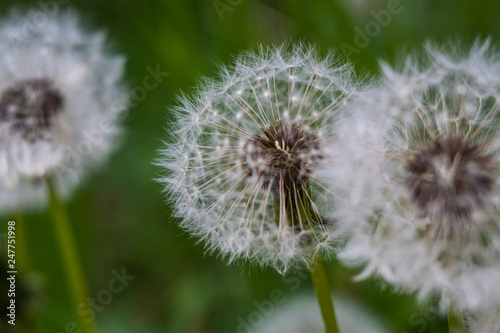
329;41;500;325
0;9;127;212
0;9;128;333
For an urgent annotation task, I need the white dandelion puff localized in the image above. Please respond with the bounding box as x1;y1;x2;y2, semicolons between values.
467;308;500;333
253;293;388;333
0;10;127;211
158;44;364;273
329;40;500;312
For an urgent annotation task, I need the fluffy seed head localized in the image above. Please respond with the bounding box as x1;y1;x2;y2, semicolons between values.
0;10;127;211
330;41;500;312
159;44;362;272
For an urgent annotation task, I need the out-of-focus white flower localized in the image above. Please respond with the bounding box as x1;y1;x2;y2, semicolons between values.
158;44;364;273
467;308;500;333
329;41;500;312
253;293;387;333
0;10;127;211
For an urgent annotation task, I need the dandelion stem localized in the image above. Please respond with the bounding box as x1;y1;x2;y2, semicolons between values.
310;257;340;333
448;306;466;333
277;177;340;333
48;179;95;333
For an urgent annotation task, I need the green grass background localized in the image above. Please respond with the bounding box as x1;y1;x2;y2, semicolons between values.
1;0;500;332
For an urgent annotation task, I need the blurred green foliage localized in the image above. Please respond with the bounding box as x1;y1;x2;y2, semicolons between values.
1;0;499;332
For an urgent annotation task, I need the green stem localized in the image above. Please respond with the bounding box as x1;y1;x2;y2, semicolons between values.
310;257;340;333
48;179;95;333
448;306;466;333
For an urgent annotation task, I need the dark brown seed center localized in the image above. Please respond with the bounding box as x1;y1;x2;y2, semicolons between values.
405;135;494;223
0;78;64;134
241;121;322;191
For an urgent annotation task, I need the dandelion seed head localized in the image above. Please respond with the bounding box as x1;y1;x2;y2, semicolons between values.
159;44;362;272
332;40;500;312
0;10;127;211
